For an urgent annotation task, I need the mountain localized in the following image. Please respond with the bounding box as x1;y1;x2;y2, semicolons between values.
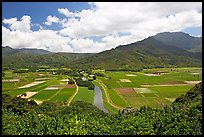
17;48;51;55
2;32;202;70
2;46;51;56
2;46;19;56
71;36;202;70
154;32;202;52
2;46;94;69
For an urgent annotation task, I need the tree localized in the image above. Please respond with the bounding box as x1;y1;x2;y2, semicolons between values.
93;75;96;80
28;100;37;107
68;78;75;85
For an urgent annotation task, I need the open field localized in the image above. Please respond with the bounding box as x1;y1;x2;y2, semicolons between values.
2;71;72;104
30;89;59;101
72;87;94;104
49;88;76;103
2;67;202;111
98;67;202;109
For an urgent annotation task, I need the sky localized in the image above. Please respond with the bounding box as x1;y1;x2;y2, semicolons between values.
2;2;202;53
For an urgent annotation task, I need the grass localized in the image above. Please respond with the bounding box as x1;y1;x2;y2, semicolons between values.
124;97;171;108
49;88;76;102
108;89;130;107
30;90;59;101
98;67;202;108
2;67;202;112
72;87;94;104
148;86;193;98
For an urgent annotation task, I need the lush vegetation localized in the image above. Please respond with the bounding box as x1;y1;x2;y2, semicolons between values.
2;32;202;71
97;67;202;108
75;77;95;90
2;82;202;135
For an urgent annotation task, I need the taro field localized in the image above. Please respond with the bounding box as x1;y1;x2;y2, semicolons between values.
97;67;202;109
2;71;77;105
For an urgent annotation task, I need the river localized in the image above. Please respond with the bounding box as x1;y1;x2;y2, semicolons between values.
94;86;109;113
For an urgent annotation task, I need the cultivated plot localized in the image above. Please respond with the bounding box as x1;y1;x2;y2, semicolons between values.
49;88;76;103
72;87;94;104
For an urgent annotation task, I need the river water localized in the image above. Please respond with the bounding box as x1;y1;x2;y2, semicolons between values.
94;86;109;113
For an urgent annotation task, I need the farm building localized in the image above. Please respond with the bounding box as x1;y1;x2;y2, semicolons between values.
89;74;95;77
82;77;87;81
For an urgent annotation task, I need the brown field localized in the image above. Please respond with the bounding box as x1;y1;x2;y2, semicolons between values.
65;84;77;88
115;88;135;94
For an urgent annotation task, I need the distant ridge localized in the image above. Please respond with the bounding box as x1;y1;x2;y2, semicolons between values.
2;31;202;70
154;32;202;52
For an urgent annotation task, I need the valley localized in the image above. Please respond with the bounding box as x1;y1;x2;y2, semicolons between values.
2;67;202;114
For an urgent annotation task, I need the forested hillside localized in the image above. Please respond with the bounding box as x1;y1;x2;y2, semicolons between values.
2;82;202;135
2;32;202;71
154;32;202;52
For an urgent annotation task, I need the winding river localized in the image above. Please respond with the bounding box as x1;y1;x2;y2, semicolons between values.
94;86;109;113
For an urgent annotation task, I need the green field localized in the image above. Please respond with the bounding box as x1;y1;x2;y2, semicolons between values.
31;89;59;101
72;87;94;104
49;88;76;102
98;67;202;109
2;67;202;112
2;71;70;103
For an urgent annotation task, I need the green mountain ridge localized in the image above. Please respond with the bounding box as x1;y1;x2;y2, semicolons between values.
2;32;202;70
154;32;202;52
71;36;202;70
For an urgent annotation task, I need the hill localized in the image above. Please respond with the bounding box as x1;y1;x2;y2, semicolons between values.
71;36;202;70
2;46;94;69
154;32;202;52
2;82;202;135
2;46;51;56
2;32;202;70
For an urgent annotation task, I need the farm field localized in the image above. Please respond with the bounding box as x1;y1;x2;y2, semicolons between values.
2;71;74;104
2;67;202;112
98;67;202;109
49;88;76;103
72;87;94;104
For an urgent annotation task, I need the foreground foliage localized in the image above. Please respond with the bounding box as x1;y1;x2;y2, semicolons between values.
2;82;202;135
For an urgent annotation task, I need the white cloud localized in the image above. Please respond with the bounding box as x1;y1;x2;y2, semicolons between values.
59;2;202;39
3;15;31;32
58;8;79;17
44;16;59;26
2;2;202;53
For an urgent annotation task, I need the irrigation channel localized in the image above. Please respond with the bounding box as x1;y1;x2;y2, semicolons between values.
94;86;109;113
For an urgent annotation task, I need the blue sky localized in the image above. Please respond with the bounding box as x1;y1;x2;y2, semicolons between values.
2;2;90;30
2;2;202;53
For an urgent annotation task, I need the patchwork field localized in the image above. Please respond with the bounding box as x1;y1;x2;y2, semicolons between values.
98;67;202;109
2;71;74;105
2;67;202;112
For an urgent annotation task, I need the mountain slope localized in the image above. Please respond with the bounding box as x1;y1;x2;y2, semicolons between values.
2;46;51;56
154;32;202;52
71;37;202;70
2;46;94;69
2;32;202;70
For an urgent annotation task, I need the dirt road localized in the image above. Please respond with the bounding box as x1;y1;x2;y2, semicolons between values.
67;82;79;106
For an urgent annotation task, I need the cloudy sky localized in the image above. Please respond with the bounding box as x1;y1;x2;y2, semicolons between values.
2;2;202;53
